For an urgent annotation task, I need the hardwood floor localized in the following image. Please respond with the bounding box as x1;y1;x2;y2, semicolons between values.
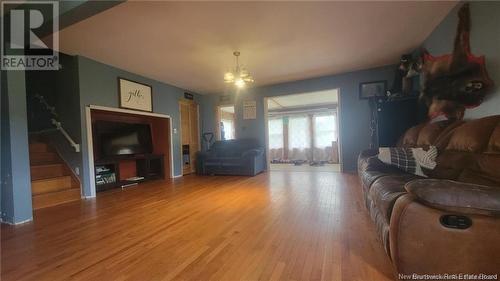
1;171;395;281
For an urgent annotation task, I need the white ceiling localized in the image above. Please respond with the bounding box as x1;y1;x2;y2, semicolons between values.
57;1;456;95
268;89;338;110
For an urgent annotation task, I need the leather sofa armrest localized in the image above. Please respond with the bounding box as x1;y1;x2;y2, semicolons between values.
405;179;500;216
358;154;393;172
242;148;264;158
359;149;379;159
358;149;388;171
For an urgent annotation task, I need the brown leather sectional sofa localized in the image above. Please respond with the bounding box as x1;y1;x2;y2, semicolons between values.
358;115;500;276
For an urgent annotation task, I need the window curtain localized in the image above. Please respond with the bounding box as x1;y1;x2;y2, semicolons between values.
312;112;338;162
288;115;312;161
267;112;339;163
268;118;284;161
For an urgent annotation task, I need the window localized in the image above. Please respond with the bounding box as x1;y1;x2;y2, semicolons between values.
288;115;311;149
268;118;284;149
313;113;337;148
221;119;234;140
219;105;235;140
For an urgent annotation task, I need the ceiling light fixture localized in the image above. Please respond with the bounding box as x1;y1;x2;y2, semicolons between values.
224;51;254;89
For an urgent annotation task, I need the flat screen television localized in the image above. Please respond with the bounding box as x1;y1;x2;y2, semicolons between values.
94;121;153;158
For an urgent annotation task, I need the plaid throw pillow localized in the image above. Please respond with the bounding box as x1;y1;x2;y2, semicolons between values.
378;146;438;177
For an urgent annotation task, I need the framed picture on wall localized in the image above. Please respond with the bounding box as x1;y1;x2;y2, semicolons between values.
118;78;153;112
359;80;387;99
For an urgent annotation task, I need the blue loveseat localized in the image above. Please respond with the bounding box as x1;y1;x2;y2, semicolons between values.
196;139;266;176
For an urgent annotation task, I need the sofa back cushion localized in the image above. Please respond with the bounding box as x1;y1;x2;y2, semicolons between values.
487;124;500;153
445;116;499;152
447;116;500;186
212;139;260;158
400;124;426;147
402;115;500;186
399;120;459;148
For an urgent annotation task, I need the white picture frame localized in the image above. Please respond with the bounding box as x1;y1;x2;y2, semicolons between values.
243;100;257;120
118;78;153;112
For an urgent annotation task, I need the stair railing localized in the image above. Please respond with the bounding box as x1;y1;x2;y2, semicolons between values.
34;94;80;153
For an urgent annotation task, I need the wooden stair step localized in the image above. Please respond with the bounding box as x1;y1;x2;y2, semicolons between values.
32;176;72;195
29;142;50;153
30;152;60;165
32;188;81;210
30;164;68;180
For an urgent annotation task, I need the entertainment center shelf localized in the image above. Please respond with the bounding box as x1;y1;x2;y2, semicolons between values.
90;108;172;192
95;154;164;192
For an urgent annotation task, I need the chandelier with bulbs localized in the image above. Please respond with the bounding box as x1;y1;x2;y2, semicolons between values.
224;51;254;88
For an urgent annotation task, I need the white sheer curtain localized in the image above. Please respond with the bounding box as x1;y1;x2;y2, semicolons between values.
268;118;284;160
267;112;339;163
314;114;337;148
288;115;311;161
312;112;338;162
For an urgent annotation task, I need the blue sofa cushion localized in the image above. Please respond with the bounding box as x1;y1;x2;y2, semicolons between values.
197;138;265;176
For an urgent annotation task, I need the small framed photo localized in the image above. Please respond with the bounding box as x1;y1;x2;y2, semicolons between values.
359;80;387;99
118;78;153;112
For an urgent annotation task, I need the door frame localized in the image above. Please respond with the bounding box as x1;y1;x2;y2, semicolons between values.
263;89;343;172
215;104;236;141
179;99;200;175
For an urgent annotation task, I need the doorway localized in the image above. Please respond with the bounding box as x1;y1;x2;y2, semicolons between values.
179;100;200;175
216;105;236;140
264;89;341;172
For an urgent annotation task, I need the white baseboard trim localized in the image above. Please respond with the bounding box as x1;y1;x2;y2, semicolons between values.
173;174;183;178
0;216;33;225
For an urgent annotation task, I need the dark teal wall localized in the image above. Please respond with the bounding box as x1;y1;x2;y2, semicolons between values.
77;56;205;196
1;71;11;221
422;2;500;118
205;65;395;172
1;69;33;224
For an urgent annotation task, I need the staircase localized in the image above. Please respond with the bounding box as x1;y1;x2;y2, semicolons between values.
29;139;81;210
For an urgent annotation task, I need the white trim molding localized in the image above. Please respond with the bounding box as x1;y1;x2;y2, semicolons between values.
0;217;33;225
85;105;175;197
88;105;172;119
85;106;96;198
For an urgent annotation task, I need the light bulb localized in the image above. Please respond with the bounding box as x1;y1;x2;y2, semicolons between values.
235;78;245;88
224;72;235;82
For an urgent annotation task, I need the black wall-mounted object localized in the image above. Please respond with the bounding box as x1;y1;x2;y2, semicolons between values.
359;80;387;99
184;92;194;100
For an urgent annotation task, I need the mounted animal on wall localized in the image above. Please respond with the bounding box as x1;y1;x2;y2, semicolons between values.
387;54;421;98
420;3;494;120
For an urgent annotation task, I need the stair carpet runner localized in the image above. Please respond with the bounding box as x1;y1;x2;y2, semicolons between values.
29;140;81;209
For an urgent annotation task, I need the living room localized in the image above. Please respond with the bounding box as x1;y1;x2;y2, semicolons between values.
1;1;499;280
